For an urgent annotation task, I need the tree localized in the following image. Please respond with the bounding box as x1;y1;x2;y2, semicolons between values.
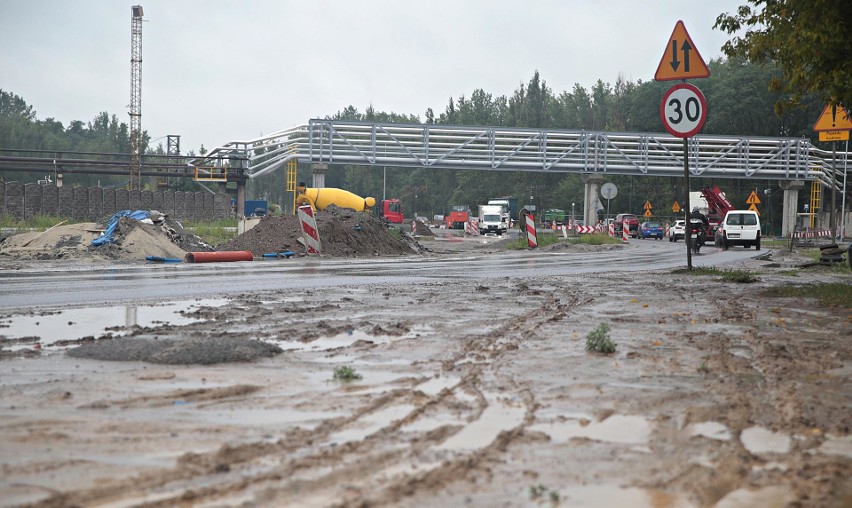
715;1;852;110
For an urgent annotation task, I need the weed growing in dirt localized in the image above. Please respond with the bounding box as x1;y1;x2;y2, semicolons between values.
764;282;852;309
571;233;622;245
698;360;710;374
585;323;616;354
333;365;363;381
387;227;402;240
672;267;759;283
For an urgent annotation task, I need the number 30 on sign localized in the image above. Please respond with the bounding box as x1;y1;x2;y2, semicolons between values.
660;83;707;138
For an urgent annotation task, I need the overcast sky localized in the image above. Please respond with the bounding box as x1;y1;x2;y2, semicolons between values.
2;0;743;153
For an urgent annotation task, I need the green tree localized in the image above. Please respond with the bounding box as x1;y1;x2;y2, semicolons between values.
715;0;852;110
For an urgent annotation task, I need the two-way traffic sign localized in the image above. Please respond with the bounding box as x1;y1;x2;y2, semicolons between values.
654;20;710;81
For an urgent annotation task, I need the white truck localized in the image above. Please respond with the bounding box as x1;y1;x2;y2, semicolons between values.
478;204;507;235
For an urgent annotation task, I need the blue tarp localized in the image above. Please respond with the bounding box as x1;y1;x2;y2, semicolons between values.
91;210;150;246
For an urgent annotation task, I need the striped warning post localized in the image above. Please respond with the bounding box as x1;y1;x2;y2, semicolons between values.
526;213;537;247
622;223;629;243
576;226;596;234
466;219;480;236
297;204;322;254
608;223;615;237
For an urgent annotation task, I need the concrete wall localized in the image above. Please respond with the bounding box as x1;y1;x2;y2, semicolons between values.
1;183;232;221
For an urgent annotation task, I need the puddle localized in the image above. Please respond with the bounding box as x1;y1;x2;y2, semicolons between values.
197;408;344;429
437;393;526;452
715;485;794;508
530;414;652;445
813;434;852;458
278;329;416;353
415;375;460;396
728;346;753;359
687;421;732;441
0;299;228;350
325;403;418;445
740;426;791;455
555;484;694;508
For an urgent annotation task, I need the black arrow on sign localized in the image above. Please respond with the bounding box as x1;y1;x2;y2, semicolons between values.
669;40;680;71
680;39;692;72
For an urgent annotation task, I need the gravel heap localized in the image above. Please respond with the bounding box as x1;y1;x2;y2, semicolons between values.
67;336;282;364
217;205;424;257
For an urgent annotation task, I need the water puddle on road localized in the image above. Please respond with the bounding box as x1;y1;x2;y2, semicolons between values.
277;327;423;353
0;299;228;351
197;408;344;430
714;485;794;508
740;426;791;455
813;434;852;458
687;421;732;441
437;393;526;452
325;403;418;446
556;484;693;508
530;414;652;445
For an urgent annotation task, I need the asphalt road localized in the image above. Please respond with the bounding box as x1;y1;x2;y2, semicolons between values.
0;237;764;310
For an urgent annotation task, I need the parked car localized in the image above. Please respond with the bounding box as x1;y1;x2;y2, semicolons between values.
668;220;685;242
638;221;664;239
714;210;761;250
613;213;640;238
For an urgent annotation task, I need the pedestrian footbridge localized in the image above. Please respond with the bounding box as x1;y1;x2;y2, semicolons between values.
196;120;847;188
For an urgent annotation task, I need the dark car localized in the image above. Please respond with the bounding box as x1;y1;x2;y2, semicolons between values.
638;221;664;239
614;213;640;238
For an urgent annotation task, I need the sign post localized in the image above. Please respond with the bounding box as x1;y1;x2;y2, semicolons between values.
813;103;852;237
655;20;710;270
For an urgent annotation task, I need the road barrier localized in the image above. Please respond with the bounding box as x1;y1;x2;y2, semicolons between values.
298;204;322;254
466;219;479;236
526;214;537;247
622;224;629;243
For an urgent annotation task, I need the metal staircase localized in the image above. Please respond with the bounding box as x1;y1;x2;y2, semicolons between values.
192;120;847;189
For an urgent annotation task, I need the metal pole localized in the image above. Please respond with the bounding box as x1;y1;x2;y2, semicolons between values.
682;137;692;269
383;166;386;201
831;143;838;234
841;139;848;241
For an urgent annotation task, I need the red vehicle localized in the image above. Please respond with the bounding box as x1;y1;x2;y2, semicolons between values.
445;205;471;229
377;198;404;224
700;185;734;235
614;213;640;238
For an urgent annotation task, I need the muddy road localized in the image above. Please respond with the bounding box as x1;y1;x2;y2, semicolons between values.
1;237;851;507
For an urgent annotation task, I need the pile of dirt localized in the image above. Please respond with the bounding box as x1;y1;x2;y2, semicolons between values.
217;205;424;257
412;220;435;236
0;212;214;262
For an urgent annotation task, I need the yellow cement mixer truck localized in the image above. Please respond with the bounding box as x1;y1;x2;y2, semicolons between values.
296;183;376;212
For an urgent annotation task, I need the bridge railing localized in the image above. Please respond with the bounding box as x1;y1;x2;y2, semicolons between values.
198;120;847;188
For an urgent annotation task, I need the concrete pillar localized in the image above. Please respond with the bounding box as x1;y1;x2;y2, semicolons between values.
312;163;328;189
581;174;604;226
779;180;804;238
236;181;246;218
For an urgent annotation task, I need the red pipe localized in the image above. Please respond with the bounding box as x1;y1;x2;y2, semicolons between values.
184;251;254;263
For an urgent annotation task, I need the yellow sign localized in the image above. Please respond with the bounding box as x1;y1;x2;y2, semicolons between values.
644;209;652;218
813;103;852;132
819;130;850;142
644;200;652;210
746;190;761;205
654;20;710;81
748;203;760;215
672;200;681;213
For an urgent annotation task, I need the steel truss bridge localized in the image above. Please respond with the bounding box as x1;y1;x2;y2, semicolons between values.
196;120;848;189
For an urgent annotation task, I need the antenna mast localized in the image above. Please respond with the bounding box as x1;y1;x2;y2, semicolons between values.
129;5;144;190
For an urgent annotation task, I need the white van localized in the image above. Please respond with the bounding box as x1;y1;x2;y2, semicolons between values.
715;210;761;250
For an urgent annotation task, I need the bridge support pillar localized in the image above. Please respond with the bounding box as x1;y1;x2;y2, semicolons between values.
581;174;604;227
312;164;328;189
779;180;804;238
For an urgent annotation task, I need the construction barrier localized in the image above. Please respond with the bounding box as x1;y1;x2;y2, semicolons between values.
575;226;596;234
526;213;537;247
466;219;480;236
297;204;322;254
608;224;615;237
622;224;629;243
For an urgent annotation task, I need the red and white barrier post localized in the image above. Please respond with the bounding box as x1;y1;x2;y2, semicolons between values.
297;204;322;255
526;213;537;248
622;223;629;243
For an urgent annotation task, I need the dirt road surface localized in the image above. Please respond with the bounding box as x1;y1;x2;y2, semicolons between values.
1;236;850;507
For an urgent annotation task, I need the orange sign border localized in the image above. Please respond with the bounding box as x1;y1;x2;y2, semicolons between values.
813;103;852;132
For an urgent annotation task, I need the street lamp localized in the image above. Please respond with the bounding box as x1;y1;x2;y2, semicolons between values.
572;202;575;225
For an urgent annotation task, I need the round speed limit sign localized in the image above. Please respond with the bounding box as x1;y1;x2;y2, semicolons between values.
660;83;707;138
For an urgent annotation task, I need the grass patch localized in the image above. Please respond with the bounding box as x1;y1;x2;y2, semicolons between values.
672;266;759;283
183;219;239;246
764;283;852;308
387;227;402;240
585;323;617;354
332;365;363;381
503;233;563;249
571;233;623;245
0;213;69;230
